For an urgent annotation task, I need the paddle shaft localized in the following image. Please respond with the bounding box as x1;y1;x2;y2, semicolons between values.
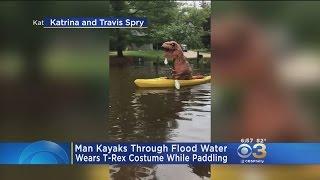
164;58;180;89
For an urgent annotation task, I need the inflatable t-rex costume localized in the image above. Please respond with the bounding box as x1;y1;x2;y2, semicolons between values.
161;41;193;80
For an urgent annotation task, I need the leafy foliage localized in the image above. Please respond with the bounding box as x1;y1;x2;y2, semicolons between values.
150;5;210;49
109;1;211;56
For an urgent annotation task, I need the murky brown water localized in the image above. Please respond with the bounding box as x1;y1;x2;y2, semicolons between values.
108;59;211;179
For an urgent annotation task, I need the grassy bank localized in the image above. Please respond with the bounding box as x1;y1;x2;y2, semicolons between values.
110;50;164;59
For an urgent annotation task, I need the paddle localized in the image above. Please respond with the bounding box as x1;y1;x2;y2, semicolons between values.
164;58;180;89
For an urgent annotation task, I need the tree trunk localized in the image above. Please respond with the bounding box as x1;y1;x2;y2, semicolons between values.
115;27;124;57
117;48;123;57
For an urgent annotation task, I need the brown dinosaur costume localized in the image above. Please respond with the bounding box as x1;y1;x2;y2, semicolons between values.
161;41;193;80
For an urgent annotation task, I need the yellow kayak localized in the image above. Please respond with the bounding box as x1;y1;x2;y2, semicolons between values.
134;76;211;88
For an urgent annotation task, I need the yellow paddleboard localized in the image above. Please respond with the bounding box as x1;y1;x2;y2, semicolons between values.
134;76;211;88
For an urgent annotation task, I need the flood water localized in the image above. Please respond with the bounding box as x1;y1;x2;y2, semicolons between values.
108;58;211;180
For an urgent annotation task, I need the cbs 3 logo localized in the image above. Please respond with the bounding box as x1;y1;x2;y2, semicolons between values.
237;143;267;159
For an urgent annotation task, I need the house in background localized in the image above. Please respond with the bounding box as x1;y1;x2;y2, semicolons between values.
127;30;153;51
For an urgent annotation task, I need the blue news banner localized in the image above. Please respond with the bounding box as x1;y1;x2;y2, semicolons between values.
1;141;320;164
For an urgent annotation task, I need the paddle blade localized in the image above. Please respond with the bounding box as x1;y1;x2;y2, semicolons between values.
164;58;168;65
175;79;180;89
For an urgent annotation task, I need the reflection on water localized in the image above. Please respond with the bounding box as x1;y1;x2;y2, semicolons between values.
108;59;211;179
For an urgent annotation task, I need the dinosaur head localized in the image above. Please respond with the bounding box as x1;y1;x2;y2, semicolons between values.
162;41;184;60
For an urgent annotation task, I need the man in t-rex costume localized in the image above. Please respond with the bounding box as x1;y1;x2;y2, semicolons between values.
162;41;200;80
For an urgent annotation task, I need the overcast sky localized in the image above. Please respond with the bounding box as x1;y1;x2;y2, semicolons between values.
179;1;211;8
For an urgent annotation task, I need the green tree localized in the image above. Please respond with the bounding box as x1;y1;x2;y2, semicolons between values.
150;4;210;49
109;1;178;56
